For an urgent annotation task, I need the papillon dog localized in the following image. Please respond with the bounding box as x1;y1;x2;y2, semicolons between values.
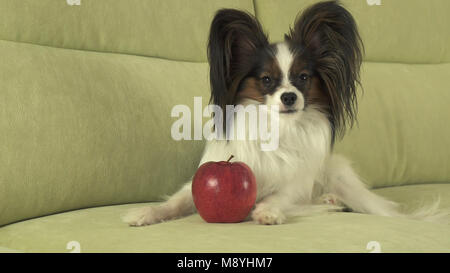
124;1;443;226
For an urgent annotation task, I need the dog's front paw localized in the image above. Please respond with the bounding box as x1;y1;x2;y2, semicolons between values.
122;206;167;227
251;204;286;225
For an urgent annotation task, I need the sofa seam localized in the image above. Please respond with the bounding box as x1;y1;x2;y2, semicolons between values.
0;38;206;64
252;0;258;18
1;38;449;66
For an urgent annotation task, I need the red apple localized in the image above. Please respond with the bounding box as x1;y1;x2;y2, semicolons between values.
192;155;257;223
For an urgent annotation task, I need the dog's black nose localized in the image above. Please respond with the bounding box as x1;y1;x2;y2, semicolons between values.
281;92;297;106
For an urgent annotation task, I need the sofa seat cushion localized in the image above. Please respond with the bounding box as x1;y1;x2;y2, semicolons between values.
1;184;449;253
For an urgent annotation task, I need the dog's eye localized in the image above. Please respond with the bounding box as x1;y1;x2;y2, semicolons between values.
261;76;272;85
299;73;309;81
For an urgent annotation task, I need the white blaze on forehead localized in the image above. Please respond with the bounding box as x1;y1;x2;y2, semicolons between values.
275;43;294;86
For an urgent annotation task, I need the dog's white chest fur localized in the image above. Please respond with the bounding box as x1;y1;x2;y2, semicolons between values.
199;108;331;203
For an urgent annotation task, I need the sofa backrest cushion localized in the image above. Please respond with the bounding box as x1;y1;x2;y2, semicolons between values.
0;40;208;226
335;62;450;188
254;0;450;64
0;0;254;62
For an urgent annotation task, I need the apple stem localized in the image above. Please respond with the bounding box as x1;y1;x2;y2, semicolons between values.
227;155;234;163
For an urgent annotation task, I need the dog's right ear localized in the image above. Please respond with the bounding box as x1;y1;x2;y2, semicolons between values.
286;0;363;141
208;9;268;113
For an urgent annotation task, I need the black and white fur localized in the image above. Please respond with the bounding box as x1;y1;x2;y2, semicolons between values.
123;1;444;226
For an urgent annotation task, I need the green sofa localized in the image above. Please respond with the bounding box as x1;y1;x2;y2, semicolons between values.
0;0;449;253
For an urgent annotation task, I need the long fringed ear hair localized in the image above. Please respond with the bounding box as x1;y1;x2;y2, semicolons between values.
287;0;364;143
207;9;269;131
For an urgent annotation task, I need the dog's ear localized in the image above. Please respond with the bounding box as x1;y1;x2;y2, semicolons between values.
287;0;364;140
208;9;268;113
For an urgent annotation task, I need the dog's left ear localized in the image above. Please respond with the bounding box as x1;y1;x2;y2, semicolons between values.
287;0;364;139
207;9;269;132
208;9;268;110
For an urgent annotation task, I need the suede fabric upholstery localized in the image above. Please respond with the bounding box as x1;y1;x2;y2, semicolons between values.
0;185;449;252
0;0;449;252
